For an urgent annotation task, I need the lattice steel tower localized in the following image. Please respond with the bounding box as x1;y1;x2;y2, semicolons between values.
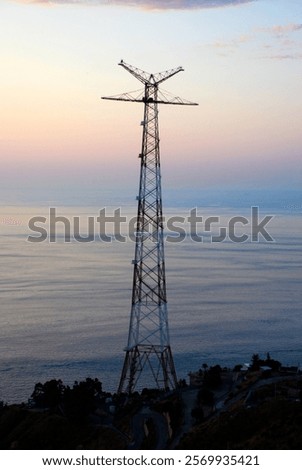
102;60;198;394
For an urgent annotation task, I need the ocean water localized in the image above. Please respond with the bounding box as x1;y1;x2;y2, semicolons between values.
0;204;301;403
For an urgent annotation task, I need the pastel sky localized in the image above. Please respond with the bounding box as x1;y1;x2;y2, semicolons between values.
1;0;302;204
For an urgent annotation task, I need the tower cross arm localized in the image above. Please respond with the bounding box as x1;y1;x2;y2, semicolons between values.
101;90;198;106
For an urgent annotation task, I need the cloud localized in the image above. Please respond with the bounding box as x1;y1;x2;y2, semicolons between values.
265;53;302;61
210;34;251;48
205;34;252;57
258;23;302;36
256;23;302;60
18;0;257;10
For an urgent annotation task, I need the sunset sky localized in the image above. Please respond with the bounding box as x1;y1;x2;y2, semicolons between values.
1;0;302;205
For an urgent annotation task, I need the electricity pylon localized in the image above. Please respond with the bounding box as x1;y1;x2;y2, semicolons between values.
102;60;198;394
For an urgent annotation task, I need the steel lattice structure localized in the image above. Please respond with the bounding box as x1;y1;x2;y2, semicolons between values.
102;60;198;394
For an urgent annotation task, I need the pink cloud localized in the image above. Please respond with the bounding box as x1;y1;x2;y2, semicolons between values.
17;0;257;10
258;23;302;36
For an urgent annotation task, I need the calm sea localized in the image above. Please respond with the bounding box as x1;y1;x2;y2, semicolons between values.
0;204;301;403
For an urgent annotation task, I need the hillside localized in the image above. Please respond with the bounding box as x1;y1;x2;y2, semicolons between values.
1;361;302;450
0;405;127;450
178;398;302;450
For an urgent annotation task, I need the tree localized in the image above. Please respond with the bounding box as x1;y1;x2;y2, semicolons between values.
203;365;222;389
31;379;65;408
251;354;261;370
250;353;281;372
63;378;103;422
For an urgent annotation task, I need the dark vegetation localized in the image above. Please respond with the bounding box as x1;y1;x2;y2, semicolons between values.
190;364;222;424
180;354;302;450
31;378;105;423
0;353;301;449
179;398;302;450
250;352;281;372
0;378;127;449
0;379;182;449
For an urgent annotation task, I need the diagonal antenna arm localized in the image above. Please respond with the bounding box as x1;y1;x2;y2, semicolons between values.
119;60;151;85
119;59;184;86
153;66;184;85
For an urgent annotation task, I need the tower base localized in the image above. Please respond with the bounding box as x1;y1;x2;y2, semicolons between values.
118;344;178;394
